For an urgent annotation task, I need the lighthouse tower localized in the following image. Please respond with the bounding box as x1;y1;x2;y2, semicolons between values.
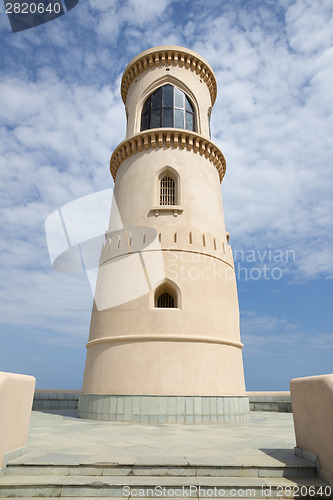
78;46;249;423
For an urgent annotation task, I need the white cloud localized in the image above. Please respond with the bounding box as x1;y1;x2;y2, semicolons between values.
188;1;333;281
0;60;123;346
1;0;333;354
285;0;333;53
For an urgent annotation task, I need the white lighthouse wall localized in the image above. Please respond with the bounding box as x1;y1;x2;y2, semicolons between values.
81;46;247;404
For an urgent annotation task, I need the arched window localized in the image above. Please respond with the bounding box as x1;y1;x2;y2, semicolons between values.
141;84;195;132
154;281;179;308
160;175;175;205
157;292;175;308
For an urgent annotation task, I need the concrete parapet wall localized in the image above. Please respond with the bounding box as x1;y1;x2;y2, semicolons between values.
33;390;80;410
290;374;333;487
32;391;292;413
0;372;35;470
248;391;292;413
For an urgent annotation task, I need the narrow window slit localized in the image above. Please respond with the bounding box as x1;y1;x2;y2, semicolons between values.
160;175;175;205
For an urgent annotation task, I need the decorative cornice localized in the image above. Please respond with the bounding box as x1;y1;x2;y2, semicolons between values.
121;47;217;106
110;129;226;183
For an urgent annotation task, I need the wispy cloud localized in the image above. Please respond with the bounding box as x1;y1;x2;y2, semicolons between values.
241;310;333;356
190;0;333;280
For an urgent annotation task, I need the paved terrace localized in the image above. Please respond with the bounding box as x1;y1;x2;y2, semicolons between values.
11;410;301;467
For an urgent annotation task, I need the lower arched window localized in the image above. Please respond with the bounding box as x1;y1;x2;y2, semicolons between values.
154;281;179;308
157;292;175;308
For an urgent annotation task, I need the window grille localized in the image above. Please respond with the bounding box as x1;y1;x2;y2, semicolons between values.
157;292;175;308
160;175;175;205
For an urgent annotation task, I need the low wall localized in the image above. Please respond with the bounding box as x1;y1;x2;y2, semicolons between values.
0;372;35;471
33;390;80;410
290;374;333;486
247;391;291;412
32;391;292;413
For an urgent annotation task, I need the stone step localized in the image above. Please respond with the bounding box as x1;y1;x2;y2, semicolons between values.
5;462;317;478
0;474;330;498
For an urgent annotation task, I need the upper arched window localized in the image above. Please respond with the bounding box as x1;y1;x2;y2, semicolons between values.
141;84;195;132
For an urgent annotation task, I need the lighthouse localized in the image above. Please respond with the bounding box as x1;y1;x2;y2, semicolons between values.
78;46;249;423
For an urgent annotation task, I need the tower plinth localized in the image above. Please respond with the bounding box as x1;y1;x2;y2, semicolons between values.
78;46;249;423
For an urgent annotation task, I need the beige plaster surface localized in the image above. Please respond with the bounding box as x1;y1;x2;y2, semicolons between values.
290;374;333;480
111;148;226;236
82;342;245;395
0;371;35;468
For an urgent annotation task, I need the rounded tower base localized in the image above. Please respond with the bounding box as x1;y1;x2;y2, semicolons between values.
78;394;250;423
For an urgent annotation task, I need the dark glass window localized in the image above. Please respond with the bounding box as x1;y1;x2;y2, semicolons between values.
186;113;194;131
141;113;150;130
162;108;173;127
174;87;184;108
174;109;184;128
163;85;173;107
141;84;195;132
151;109;161;128
185;97;193;112
151;87;162;108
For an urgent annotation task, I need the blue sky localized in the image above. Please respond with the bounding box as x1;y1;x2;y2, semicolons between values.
0;0;332;390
